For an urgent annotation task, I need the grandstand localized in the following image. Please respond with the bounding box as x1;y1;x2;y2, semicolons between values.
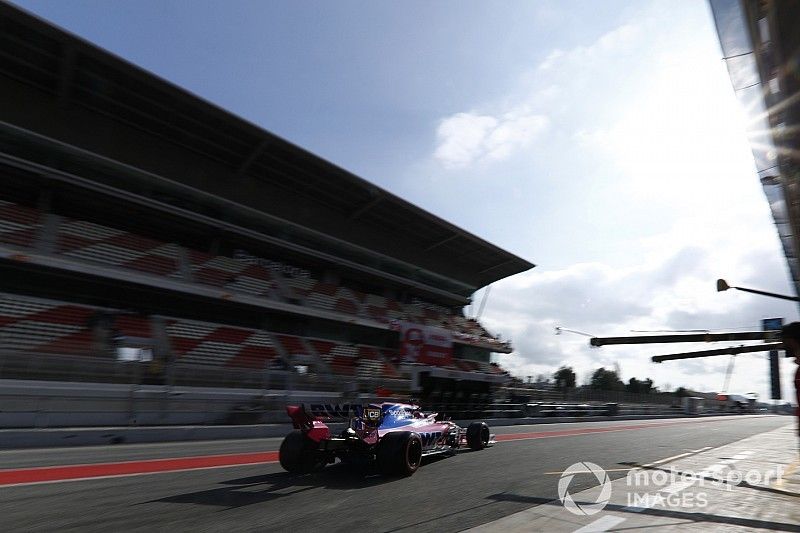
0;3;534;406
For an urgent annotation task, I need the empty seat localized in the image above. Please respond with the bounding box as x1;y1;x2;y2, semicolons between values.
330;344;358;358
334;299;358;315
0;295;96;355
357;346;380;360
306;291;337;311
166;319;278;367
382;362;400;378
225;275;275;297
115;315;152;338
364;294;387;308
57;217;182;279
357;359;384;378
276;334;308;357
329;354;356;376
366;305;388;321
0;201;42;249
309;339;335;357
284;275;317;298
311;282;338;297
226;343;278;368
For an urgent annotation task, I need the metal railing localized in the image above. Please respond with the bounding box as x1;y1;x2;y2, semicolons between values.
499;385;694;406
0;351;410;395
0;389;293;428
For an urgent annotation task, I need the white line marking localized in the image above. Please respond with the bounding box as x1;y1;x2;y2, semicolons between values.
660;480;694;494
622;448;756;516
692;446;713;452
642;451;692;467
696;464;726;477
573;515;626;532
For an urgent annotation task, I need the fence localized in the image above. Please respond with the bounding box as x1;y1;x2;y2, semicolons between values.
1;381;739;429
500;385;694;406
0;384;312;428
0;351;409;395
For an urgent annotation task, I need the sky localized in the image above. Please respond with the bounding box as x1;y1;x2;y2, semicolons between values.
12;0;799;402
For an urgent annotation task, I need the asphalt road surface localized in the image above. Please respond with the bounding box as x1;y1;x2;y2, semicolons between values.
0;415;789;532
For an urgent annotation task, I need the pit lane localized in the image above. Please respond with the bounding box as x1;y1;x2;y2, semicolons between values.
0;415;787;532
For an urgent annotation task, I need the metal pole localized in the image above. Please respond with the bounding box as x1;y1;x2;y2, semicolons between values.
591;331;780;347
476;285;492;319
652;342;783;362
730;286;799;302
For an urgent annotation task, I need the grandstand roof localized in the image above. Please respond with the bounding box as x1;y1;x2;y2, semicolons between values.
0;3;534;294
711;0;800;302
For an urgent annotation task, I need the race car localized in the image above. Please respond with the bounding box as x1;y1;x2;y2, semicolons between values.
279;402;494;476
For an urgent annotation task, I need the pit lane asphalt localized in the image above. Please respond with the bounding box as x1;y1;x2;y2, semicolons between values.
0;415;788;532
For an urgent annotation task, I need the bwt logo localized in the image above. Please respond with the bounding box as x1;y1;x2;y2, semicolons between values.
308;404;358;418
417;431;443;446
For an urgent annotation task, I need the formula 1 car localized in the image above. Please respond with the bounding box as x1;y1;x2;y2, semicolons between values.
279;402;494;476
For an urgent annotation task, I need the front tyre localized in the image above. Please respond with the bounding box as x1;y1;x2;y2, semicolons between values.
376;431;423;476
466;422;490;450
279;430;318;473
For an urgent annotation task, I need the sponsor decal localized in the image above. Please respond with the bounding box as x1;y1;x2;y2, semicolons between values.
398;321;453;365
308;403;359;418
417;431;443;447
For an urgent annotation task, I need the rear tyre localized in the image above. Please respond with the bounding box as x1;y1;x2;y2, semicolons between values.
466;422;490;450
279;430;318;473
376;431;423;476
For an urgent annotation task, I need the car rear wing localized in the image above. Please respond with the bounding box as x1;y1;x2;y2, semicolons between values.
286;403;364;428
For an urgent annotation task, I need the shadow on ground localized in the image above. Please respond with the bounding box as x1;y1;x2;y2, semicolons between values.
149;455;452;509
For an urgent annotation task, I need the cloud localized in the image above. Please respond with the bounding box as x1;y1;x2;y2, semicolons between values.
480;237;798;396
433;111;548;168
537;49;564;71
537;23;640;71
416;2;798;402
431;19;643;170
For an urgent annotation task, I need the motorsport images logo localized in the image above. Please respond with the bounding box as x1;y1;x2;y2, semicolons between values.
558;462;612;516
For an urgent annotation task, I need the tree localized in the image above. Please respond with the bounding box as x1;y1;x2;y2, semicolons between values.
675;386;689;398
553;366;576;389
590;367;624;391
626;377;655;394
